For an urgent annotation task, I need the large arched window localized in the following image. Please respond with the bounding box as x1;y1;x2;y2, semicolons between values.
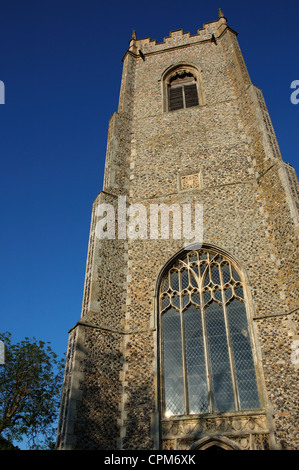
159;248;261;418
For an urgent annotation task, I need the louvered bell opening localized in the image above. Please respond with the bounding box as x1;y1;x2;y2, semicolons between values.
184;83;199;108
169;86;184;111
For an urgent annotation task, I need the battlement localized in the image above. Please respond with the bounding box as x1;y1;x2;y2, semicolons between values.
126;9;232;57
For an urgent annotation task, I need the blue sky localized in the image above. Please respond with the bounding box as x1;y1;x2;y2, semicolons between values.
0;0;298;365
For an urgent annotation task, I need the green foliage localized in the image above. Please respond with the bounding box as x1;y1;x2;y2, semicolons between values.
0;332;65;449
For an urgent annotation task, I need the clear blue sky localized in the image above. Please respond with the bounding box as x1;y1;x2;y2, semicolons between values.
0;0;298;363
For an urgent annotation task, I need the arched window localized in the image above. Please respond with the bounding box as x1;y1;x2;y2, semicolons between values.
168;72;199;111
162;65;203;112
159;248;261;418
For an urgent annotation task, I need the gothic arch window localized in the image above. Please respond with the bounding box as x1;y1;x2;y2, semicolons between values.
162;64;204;112
159;247;261;418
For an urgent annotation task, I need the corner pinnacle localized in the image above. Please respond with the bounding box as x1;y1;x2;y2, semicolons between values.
218;8;225;19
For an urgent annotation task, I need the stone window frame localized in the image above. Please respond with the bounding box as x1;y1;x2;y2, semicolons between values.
157;245;263;420
161;63;205;113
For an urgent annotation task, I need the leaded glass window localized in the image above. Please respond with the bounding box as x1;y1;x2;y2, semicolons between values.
160;248;261;417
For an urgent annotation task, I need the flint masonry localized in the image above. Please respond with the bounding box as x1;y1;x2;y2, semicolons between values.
56;10;299;450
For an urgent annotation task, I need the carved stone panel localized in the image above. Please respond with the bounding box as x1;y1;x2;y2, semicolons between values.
161;413;270;450
180;173;201;190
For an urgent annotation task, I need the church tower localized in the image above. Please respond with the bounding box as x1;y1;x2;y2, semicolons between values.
56;10;299;450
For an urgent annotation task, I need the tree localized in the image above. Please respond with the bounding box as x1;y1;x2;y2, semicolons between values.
0;332;65;449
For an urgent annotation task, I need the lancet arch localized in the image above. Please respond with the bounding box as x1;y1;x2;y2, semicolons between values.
190;435;242;450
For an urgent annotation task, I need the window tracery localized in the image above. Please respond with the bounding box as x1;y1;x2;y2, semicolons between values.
162;64;203;112
168;71;199;111
159;248;261;418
